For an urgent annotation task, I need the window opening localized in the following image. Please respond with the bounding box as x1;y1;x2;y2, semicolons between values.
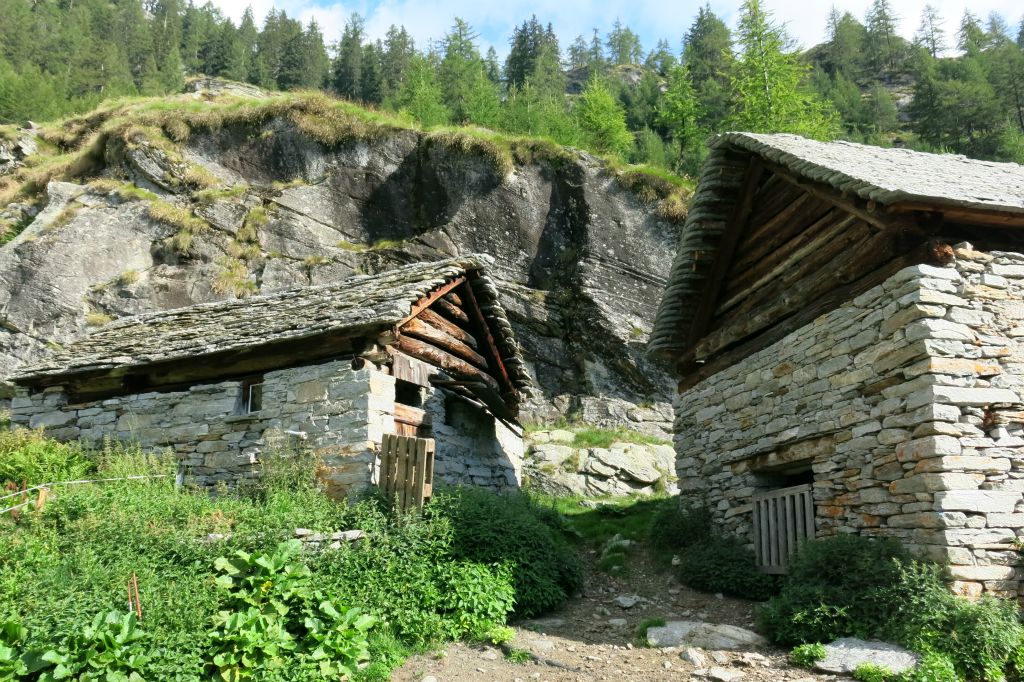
239;376;264;414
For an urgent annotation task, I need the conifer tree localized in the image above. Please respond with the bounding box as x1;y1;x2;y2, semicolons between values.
606;19;642;65
683;5;733;129
333;13;365;99
381;25;415;101
728;0;839;139
390;54;449;127
576;75;633;156
914;5;946;58
865;0;902;72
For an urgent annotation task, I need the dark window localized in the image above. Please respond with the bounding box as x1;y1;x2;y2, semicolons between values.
239;376;263;414
395;379;423;407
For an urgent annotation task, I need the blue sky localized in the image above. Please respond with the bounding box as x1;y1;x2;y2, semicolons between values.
211;0;1024;59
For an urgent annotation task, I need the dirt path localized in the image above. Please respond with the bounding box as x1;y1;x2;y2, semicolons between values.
392;548;845;681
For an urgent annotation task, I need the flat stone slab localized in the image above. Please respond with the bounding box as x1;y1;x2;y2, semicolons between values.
647;621;767;649
815;638;919;674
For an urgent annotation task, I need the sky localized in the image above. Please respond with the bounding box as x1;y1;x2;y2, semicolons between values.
209;0;1024;59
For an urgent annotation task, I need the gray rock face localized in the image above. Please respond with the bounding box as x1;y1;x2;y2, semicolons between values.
646;621;768;650
815;638;919;675
0;115;679;419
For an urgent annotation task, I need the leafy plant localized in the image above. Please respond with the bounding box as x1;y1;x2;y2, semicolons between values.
207;540;376;681
505;647;530;664
789;642;826;668
33;611;151;682
854;662;894;682
898;652;959;682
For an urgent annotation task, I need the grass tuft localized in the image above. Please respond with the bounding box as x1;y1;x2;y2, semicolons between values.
212;256;257;298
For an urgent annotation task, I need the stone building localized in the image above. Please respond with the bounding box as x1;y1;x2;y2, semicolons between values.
10;255;531;496
650;133;1024;597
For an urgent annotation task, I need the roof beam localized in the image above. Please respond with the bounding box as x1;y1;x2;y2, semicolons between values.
461;274;516;399
400;276;467;325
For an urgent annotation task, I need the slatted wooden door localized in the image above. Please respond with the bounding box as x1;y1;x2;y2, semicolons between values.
752;483;815;574
378;434;435;511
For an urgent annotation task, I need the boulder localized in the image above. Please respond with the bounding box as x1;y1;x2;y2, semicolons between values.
647;621;768;650
815;638;919;675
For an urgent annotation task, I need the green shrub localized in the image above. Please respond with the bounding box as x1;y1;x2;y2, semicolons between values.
677;535;775;600
647;502;711;555
429;488;584;617
759;535;913;644
0;435;525;679
898;652;960;682
0;429;95;486
789;642;826;668
854;663;894;682
762;537;1024;682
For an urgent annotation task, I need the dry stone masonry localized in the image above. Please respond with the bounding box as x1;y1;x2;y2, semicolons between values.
12;359;522;495
675;244;1024;598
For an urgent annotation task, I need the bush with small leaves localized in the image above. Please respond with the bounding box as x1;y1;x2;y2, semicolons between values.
677;535;775;600
429;488;583;617
789;642;827;668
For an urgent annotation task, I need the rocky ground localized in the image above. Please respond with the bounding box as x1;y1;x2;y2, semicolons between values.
392;549;846;682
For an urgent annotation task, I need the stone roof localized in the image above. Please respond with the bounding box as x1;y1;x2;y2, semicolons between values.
649;133;1024;357
14;255;531;393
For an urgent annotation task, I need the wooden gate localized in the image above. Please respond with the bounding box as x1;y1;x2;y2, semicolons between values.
752;483;815;574
378;434;435;511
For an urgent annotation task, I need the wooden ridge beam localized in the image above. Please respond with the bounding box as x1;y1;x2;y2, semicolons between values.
400;276;467;325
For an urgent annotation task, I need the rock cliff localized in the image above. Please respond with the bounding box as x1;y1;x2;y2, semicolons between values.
0;82;687;426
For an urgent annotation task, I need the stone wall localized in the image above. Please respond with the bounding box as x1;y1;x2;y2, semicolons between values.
427;393;523;489
675;244;1024;598
11;357;523;495
11;359;385;494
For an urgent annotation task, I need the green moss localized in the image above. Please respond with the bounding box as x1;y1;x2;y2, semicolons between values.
145;200;210;254
85;311;114;326
335;238;406;252
116;269;140;286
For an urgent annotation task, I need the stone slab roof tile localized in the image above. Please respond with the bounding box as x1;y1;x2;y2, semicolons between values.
15;255;531;393
649;133;1024;357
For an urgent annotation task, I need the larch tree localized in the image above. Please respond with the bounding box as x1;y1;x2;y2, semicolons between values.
576;75;633;156
914;5;946;58
728;0;839;139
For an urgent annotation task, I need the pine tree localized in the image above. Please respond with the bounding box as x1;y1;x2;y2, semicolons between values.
987;12;1011;46
462;63;501;128
568;35;588;70
380;25;415;101
360;41;383;103
657;64;701;148
588;29;605;70
333;13;365;99
439;18;484;122
390;54;449;127
606;19;642;65
682;4;734;129
729;0;839;139
914;5;946;58
150;0;184;91
822;10;866;77
958;10;988;54
576;75;633;156
484;47;501;83
865;0;902;72
645;39;677;76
